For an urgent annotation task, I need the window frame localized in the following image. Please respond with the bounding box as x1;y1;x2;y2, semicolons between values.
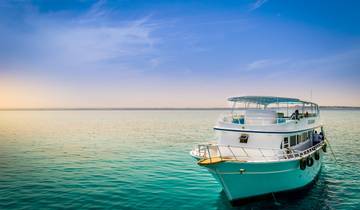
239;134;249;143
283;137;289;148
290;135;296;146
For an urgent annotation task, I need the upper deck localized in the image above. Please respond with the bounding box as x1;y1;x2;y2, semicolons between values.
217;96;321;132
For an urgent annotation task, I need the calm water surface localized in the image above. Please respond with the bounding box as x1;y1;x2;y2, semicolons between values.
0;110;359;209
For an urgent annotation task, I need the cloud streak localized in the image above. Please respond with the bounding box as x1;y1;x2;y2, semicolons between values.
246;58;288;71
249;0;268;11
49;18;155;62
244;49;360;82
0;1;159;73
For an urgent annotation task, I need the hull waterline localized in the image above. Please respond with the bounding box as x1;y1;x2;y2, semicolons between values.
197;153;323;201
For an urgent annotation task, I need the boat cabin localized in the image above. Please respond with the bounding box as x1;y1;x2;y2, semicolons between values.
215;96;322;150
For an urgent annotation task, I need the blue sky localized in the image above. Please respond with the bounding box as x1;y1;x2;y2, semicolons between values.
0;0;359;108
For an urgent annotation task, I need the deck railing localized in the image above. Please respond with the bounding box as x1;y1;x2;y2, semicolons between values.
194;141;325;163
221;114;318;125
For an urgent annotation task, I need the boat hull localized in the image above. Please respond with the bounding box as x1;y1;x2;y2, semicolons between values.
202;152;323;201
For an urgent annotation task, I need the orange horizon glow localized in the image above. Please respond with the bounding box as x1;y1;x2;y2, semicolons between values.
1;74;359;109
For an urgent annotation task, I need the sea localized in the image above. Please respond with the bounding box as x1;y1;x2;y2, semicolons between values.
0;110;359;209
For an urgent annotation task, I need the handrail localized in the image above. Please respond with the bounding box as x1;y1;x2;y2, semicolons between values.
206;146;212;163
241;147;249;157
221;113;319;125
227;146;238;161
217;146;223;160
194;141;325;162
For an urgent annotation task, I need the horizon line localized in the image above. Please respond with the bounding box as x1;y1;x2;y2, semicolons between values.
1;106;360;111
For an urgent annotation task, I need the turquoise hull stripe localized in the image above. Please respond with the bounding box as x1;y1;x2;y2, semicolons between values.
204;153;323;201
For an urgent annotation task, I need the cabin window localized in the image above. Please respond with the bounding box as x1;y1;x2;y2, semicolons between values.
239;134;249;143
308;131;313;140
290;136;296;146
302;132;307;141
283;137;289;148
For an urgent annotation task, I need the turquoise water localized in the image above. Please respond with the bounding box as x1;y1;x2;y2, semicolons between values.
0;110;359;209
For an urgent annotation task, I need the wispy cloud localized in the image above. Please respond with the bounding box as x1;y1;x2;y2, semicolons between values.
78;0;111;24
249;0;268;11
246;58;287;71
0;1;160;73
49;17;156;63
244;49;360;81
149;58;161;68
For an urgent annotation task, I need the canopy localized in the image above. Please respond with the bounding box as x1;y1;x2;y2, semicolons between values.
227;96;316;106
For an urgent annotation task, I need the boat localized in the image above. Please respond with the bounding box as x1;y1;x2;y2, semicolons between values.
190;96;327;203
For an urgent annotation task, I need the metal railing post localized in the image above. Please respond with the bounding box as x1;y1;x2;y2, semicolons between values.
259;148;265;158
228;145;238;161
217;145;223;161
206;146;212;163
241;147;249;157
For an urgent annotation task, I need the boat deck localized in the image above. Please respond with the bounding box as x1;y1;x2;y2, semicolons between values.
193;141;325;165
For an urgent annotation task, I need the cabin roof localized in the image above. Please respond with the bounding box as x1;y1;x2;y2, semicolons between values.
228;96;316;106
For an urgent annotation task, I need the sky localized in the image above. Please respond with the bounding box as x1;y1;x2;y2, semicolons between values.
0;0;360;108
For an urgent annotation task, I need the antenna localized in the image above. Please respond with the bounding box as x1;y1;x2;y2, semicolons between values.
310;89;313;102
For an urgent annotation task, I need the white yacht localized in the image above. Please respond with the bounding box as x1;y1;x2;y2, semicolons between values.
190;96;327;203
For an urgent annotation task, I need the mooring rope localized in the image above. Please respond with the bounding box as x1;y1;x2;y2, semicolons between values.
325;137;338;164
